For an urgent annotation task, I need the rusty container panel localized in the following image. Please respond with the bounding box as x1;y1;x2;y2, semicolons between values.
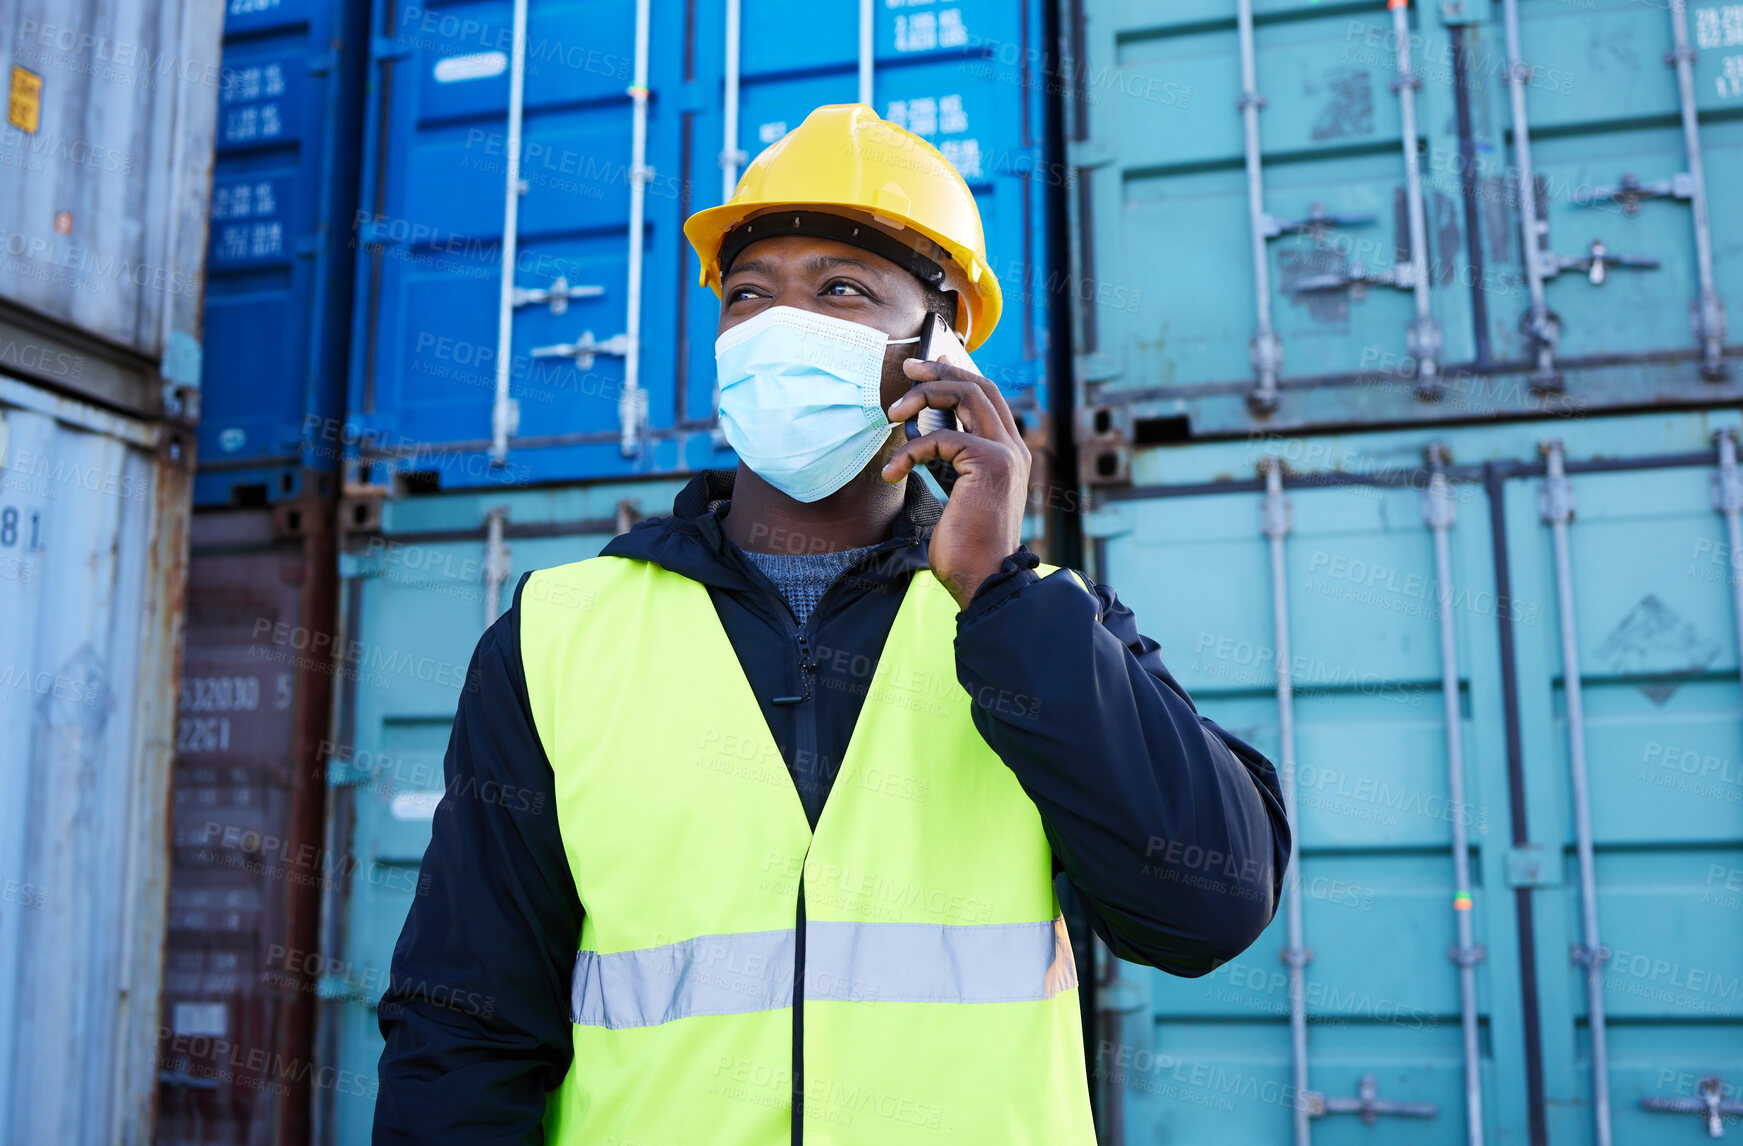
0;0;222;420
0;372;194;1144
155;502;337;1146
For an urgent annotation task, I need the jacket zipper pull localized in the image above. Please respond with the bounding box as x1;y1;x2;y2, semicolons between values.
772;633;816;705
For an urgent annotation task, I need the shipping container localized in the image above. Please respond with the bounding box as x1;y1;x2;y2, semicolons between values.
0;373;195;1144
311;476;683;1145
1061;0;1743;457
154;502;338;1146
1;0;223;421
339;0;1057;492
194;0;372;507
1084;408;1743;1145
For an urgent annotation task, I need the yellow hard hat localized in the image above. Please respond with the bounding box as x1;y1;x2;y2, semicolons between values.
684;103;1002;352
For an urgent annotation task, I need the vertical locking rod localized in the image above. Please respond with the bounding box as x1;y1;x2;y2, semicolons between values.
490;0;531;464
1424;446;1485;1146
483;507;511;626
1501;0;1560;389
1540;439;1612;1146
618;0;652;457
1390;0;1443;393
1263;457;1311;1146
1716;429;1743;688
721;0;743;202
1240;0;1283;413
858;0;874;105
1668;0;1729;380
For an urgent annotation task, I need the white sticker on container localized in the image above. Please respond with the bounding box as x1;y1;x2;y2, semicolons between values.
758;121;788;144
173;1001;228;1037
218;427;246;452
434;51;508;84
390;790;443;821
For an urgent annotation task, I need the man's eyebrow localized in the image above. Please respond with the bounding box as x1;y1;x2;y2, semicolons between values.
724;256;774;280
806;253;881;275
723;253;885;282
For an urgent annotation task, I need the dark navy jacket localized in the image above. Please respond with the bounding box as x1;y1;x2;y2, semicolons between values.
374;469;1290;1144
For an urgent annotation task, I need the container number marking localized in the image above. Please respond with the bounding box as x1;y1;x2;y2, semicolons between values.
1698;3;1743;97
180;675;260;712
177;717;231;754
0;507;43;550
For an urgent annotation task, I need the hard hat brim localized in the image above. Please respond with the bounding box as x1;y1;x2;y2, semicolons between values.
684;199;1003;353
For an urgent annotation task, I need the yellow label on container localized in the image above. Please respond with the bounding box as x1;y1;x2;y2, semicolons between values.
8;66;41;134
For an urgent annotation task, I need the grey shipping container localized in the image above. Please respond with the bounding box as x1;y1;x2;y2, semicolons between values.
155;502;338;1146
1;0;223;420
0;372;195;1143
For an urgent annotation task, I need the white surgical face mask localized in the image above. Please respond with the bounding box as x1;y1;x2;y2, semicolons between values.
715;305;918;503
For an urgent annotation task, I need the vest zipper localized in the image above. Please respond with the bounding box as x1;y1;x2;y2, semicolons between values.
789;627;815;1146
791;875;807;1146
727;536;920;1145
747;582;815;1142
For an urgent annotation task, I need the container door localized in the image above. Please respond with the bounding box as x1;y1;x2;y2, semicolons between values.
156;509;336;1146
1499;454;1743;1143
1066;0;1474;434
318;503;630;1145
0;380;189;1143
1477;0;1743;373
197;0;369;507
1088;461;1525;1144
349;0;707;487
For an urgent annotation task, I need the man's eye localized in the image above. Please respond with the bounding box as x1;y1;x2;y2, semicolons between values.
823;280;866;297
727;286;761;302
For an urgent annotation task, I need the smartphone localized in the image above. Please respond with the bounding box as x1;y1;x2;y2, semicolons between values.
905;312;977;497
904;312;977;443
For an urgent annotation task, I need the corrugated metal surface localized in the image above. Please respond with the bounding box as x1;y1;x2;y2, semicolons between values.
0;373;193;1144
194;0;370;507
0;0;224;418
342;0;1055;489
1062;0;1743;452
155;503;337;1146
311;478;681;1146
1087;408;1743;1145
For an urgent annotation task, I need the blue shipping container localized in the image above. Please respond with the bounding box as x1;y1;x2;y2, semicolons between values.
195;0;371;506
341;0;1055;491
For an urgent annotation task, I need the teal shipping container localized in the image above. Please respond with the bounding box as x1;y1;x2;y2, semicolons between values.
1066;2;1743;1142
1062;0;1742;461
1083;409;1743;1145
309;477;685;1145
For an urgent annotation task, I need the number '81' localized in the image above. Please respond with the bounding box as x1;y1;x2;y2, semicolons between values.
1;508;43;550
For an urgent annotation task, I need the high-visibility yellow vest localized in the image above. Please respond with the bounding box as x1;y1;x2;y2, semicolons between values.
519;555;1096;1145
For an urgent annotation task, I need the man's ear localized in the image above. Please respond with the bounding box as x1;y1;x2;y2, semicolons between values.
945;291;966;343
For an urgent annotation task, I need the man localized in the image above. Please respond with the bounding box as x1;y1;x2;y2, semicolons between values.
376;104;1289;1144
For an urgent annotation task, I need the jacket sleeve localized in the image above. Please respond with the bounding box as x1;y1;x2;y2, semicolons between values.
375;577;582;1144
954;549;1291;977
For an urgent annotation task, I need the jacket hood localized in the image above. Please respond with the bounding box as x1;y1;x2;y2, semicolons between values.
599;468;942;591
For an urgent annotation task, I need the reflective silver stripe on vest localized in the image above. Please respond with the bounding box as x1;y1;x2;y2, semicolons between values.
570;928;795;1029
570;917;1073;1027
805;916;1076;1004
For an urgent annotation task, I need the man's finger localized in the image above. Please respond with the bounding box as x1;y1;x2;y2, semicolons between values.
888;379;1003;438
880;428;985;483
902;357;1021;441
